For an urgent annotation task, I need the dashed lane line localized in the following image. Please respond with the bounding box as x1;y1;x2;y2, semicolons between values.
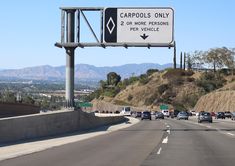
162;136;168;144
167;129;171;134
227;132;235;136
157;147;162;155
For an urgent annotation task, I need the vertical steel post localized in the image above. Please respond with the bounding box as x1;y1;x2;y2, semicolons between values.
173;41;176;69
65;9;76;108
76;10;80;43
100;9;104;43
61;10;65;43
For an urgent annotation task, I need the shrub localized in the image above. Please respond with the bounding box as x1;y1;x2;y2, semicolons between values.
158;84;169;94
181;93;200;108
172;101;187;111
113;100;130;106
147;69;159;76
163;69;185;79
127;94;133;101
139;74;149;85
169;77;184;86
128;76;139;84
196;72;226;92
103;87;120;97
144;92;159;105
219;68;231;76
186;77;195;82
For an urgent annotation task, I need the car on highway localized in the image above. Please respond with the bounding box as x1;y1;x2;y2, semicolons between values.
162;110;170;117
177;111;189;120
210;112;216;117
224;111;232;118
215;112;225;119
190;110;197;116
198;112;212;123
155;112;164;119
231;112;235;121
120;106;131;116
141;111;151;120
134;111;142;118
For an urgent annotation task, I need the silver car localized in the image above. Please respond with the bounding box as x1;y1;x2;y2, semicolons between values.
177;111;189;120
198;112;212;123
231;112;235;121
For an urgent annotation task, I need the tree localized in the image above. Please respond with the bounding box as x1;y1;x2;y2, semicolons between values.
183;52;186;70
187;54;193;70
219;47;235;75
202;47;234;73
2;91;16;103
107;72;121;86
147;69;159;76
23;96;35;105
203;48;223;73
186;51;205;70
180;52;183;69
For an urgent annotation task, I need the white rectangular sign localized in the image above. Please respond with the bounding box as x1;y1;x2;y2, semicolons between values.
104;8;174;44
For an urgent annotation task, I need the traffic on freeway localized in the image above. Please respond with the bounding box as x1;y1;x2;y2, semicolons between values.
1;111;235;166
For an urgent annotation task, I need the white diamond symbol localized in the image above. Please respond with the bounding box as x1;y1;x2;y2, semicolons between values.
106;17;115;34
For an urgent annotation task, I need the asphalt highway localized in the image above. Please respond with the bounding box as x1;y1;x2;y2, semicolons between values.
1;116;235;166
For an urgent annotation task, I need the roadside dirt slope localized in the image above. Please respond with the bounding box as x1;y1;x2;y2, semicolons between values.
194;91;235;112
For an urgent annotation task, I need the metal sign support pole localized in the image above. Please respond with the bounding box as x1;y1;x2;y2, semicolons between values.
65;9;76;108
173;41;177;69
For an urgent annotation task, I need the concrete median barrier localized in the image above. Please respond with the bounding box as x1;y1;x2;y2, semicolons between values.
0;110;126;145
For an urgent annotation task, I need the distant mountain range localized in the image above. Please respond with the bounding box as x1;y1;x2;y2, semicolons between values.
0;63;174;82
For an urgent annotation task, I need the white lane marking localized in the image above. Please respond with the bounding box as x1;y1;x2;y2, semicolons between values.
157;147;162;155
164;122;168;125
167;129;171;134
206;125;211;128
162;136;168;144
227;132;235;136
166;125;170;128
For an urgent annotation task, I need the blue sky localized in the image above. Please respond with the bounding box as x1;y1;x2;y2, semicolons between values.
0;0;235;69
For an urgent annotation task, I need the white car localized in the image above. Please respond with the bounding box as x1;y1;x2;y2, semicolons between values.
190;110;197;116
120;106;131;116
162;110;170;117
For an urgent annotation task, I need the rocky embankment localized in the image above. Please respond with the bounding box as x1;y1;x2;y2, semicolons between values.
194;91;235;112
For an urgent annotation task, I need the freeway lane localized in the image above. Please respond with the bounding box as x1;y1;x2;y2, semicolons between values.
0;119;166;166
142;118;235;166
1;117;235;166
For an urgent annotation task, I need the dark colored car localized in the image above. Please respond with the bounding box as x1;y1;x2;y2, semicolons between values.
155;112;164;119
231;112;235;121
141;111;151;120
215;112;225;119
135;111;142;118
198;112;212;123
210;112;216;117
171;109;180;118
224;111;232;118
177;111;189;120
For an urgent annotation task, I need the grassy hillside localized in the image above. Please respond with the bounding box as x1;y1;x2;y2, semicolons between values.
89;68;234;111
